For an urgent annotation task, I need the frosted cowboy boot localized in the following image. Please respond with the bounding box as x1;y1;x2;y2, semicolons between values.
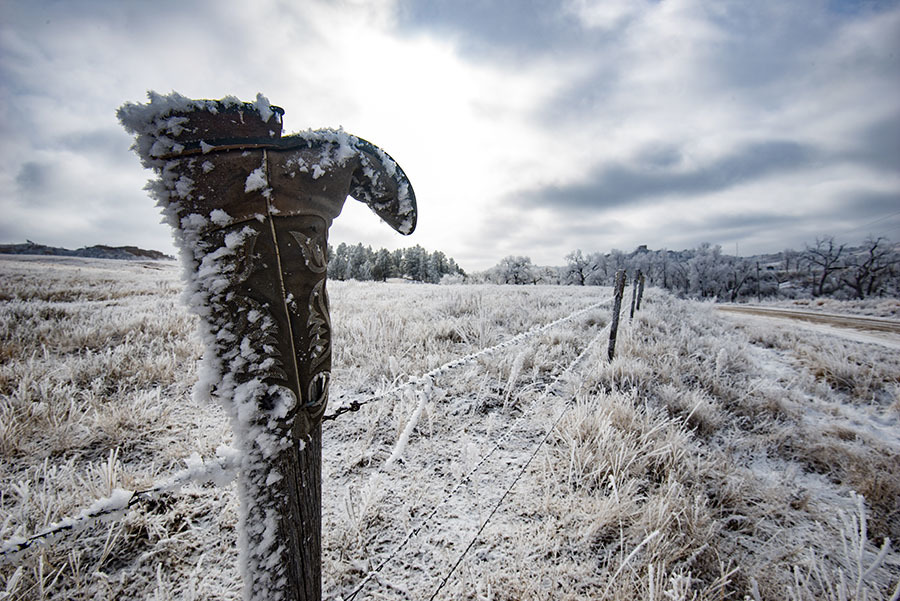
118;93;416;600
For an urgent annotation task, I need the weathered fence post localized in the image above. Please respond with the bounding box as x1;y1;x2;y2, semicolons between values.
118;93;417;601
607;269;626;361
756;261;761;303
629;269;641;319
636;271;645;312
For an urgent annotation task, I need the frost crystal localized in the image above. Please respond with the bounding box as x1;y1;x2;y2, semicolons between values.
117;90;415;601
118;91;300;601
245;167;267;193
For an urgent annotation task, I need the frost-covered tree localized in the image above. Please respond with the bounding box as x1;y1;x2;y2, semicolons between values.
325;244;464;283
565;249;597;285
391;248;404;273
346;243;371;280
840;236;897;299
722;256;755;302
689;243;726;298
402;245;428;281
490;255;535;284
804;236;845;296
427;250;449;284
650;249;670;289
609;248;627;272
538;265;563;285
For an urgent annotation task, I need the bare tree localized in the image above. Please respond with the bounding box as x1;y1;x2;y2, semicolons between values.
840;236;896;299
565;249;599;285
669;259;690;295
651;249;670;289
723;257;755;302
804;236;845;296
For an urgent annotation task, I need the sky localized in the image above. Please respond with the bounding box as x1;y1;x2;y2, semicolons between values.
1;0;899;272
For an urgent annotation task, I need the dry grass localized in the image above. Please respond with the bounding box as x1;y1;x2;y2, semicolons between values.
1;255;898;600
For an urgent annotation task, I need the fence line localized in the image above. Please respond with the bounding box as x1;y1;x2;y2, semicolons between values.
426;351;611;600
429;398;573;600
323;296;613;421
344;323;611;600
1;296;615;566
3;287;636;597
429;287;642;597
0;448;241;563
1;295;614;566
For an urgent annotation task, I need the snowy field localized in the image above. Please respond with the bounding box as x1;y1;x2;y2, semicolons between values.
1;254;899;600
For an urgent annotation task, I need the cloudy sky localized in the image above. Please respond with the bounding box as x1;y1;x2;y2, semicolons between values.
2;0;898;271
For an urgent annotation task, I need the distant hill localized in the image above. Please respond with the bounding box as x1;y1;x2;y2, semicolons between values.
0;240;175;261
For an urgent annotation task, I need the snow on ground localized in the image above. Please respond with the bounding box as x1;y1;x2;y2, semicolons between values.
719;308;900;453
741;314;900;350
757;296;900;319
717;305;900;350
1;255;899;600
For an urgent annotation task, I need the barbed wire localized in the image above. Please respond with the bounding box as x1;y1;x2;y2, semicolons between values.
2;296;611;565
428;305;638;597
0;448;240;564
324;296;612;422
2;294;615;578
428;390;583;600
343;323;610;600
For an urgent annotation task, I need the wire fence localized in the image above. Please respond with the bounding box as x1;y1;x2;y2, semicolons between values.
1;291;629;597
344;322;611;600
0;448;241;562
323;295;613;421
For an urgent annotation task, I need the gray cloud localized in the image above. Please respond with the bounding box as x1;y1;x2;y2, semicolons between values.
538;65;622;125
59;128;133;158
397;0;586;58
846;112;900;174
521;140;818;210
702;212;804;234
1;0;899;269
843;189;900;214
15;162;50;192
833;190;900;241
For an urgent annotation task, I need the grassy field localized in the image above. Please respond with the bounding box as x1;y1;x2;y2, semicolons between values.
1;255;898;600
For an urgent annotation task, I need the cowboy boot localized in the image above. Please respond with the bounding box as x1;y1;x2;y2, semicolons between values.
119;92;416;600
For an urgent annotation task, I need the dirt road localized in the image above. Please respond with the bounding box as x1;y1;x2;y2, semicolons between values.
716;304;900;349
717;305;900;333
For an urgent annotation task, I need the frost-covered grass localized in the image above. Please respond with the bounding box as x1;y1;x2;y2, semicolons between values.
1;255;899;600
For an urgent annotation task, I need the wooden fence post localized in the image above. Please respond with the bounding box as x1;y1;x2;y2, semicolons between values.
629;269;641;319
756;261;761;303
607;269;626;361
119;94;417;601
636;272;645;312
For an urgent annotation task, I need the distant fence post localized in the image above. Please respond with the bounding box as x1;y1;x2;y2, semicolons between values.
636;271;645;312
119;93;417;601
607;269;626;361
756;261;761;303
629;269;641;319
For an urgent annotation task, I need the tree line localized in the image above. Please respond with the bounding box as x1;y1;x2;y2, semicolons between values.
479;236;900;301
327;242;465;283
